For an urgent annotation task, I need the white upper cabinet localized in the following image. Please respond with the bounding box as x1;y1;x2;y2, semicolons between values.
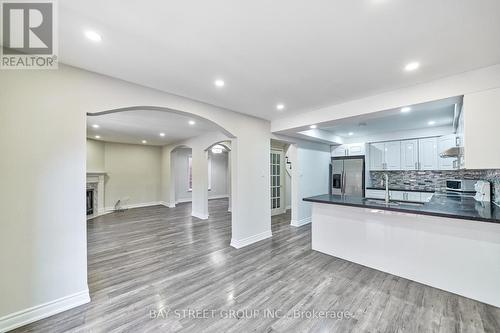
369;142;385;170
418;137;438;170
347;143;365;156
332;143;365;157
331;145;348;157
400;139;419;170
438;134;458;170
384;141;401;170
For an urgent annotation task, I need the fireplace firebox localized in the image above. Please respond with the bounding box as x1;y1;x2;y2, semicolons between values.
86;189;94;216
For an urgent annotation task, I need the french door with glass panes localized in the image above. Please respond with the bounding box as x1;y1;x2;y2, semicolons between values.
270;150;285;216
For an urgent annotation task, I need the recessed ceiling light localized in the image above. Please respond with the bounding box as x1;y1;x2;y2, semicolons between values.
276;104;285;111
310;124;317;129
188;120;196;125
142;140;147;144
404;62;420;72
94;135;100;139
92;124;100;128
348;132;354;136
214;79;225;87
428;120;436;126
401;107;411;113
84;30;102;42
159;133;165;137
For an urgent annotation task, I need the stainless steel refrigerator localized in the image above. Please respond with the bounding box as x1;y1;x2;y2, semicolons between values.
330;156;365;197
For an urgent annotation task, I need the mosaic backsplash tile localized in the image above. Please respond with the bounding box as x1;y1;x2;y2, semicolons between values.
369;169;500;204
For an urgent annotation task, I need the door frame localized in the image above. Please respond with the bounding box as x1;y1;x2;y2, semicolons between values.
271;149;285;216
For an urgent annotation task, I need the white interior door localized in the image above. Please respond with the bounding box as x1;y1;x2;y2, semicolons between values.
271;150;285;216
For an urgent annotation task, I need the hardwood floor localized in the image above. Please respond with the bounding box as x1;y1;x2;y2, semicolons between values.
13;199;500;332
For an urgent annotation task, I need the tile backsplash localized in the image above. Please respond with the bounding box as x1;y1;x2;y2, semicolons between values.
369;169;500;203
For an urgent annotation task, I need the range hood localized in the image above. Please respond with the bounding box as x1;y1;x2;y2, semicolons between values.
440;146;464;158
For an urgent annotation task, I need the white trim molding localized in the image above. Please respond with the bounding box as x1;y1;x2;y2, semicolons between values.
0;289;90;332
104;201;163;213
291;216;311;227
160;201;176;208
191;211;209;220
230;230;272;249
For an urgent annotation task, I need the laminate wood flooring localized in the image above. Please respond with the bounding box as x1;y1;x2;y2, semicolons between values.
12;199;500;332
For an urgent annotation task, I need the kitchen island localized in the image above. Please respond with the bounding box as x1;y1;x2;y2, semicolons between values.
303;193;500;307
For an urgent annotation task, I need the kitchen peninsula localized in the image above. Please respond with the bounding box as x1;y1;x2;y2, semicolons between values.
303;193;500;308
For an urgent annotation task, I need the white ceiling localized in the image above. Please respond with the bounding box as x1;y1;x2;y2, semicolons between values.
87;110;221;146
60;1;500;121
295;96;460;143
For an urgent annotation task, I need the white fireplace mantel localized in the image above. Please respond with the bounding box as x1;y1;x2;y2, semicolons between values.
86;172;106;218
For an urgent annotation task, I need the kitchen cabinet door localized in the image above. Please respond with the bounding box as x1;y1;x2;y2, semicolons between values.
420;193;434;202
369;143;385;170
347;143;365;156
384;141;401;170
331;145;347;157
438;135;458;170
401;140;419;170
365;189;385;199
390;191;404;201
406;192;421;202
418;137;438;170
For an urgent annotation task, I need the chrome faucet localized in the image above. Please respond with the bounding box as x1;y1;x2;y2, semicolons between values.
384;173;390;204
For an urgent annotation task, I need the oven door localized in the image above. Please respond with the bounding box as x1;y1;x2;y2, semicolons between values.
446;180;462;191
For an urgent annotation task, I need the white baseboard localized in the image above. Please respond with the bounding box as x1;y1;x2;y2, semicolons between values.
159;201;176;208
230;230;272;249
192;211;209;220
208;195;229;200
0;289;90;332
175;198;191;204
286;205;292;210
291;216;311;227
104;201;162;212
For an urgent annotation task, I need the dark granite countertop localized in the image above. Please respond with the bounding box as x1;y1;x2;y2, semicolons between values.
366;186;435;193
303;193;500;224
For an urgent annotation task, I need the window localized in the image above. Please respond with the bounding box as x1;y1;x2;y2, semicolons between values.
187;155;211;191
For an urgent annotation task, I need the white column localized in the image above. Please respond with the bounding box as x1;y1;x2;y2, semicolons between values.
227;150;232;212
160;147;176;208
191;147;209;219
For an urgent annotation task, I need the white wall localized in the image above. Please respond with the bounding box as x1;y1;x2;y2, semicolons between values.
209;151;229;198
173;148;192;202
0;69;89;329
86;139;105;172
103;142;162;209
294;142;331;225
86;140;163;209
172;148;229;202
0;65;270;330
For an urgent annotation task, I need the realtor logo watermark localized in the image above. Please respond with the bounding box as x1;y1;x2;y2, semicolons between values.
1;0;58;69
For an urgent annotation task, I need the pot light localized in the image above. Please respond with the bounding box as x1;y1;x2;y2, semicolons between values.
404;62;420;72
276;104;285;111
428;120;436;126
211;145;224;154
142;140;147;144
401;107;411;113
348;132;354;136
94;135;100;139
159;133;165;137
310;124;317;129
84;30;102;42
92;124;100;129
188;120;196;125
214;79;225;87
